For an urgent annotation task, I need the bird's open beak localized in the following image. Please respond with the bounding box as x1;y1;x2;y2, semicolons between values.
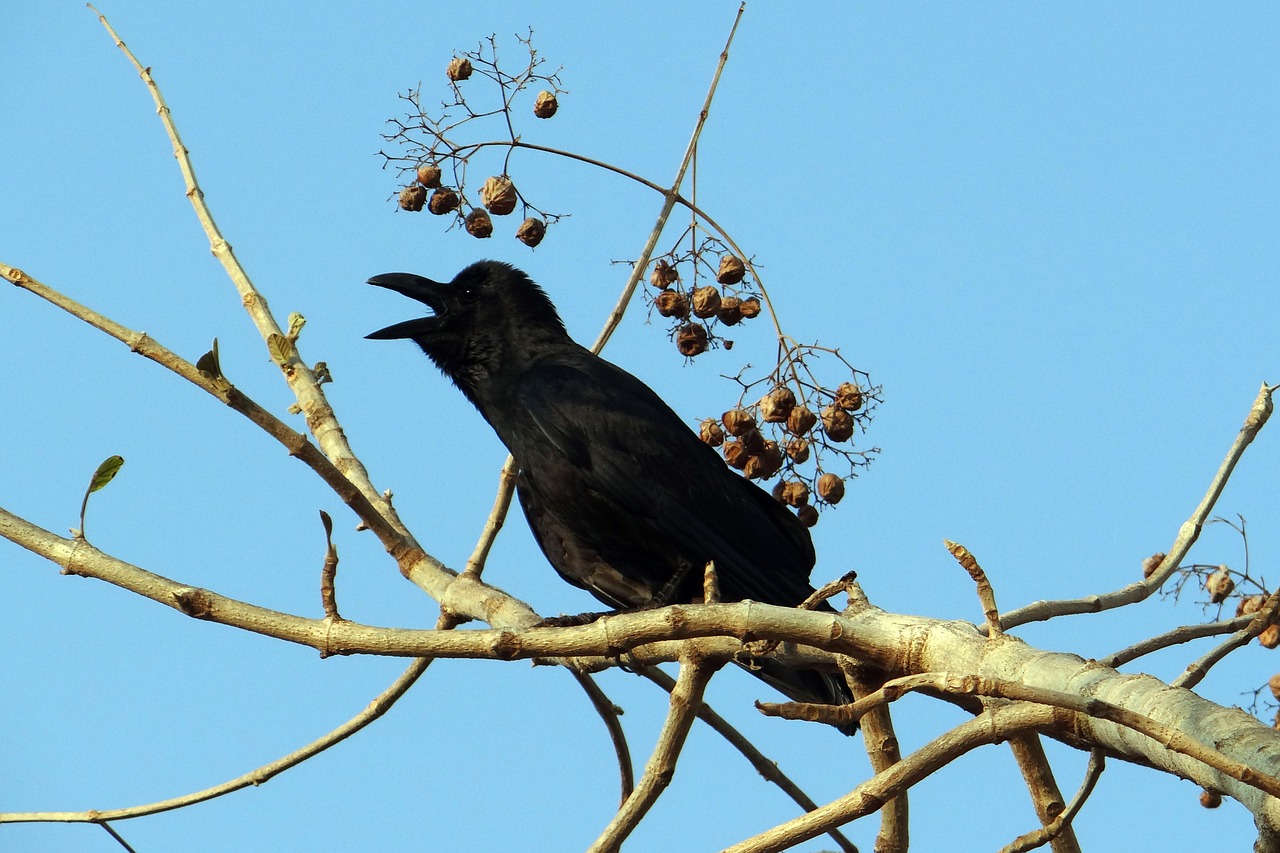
366;273;449;340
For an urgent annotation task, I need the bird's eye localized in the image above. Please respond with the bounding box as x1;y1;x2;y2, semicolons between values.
460;283;482;304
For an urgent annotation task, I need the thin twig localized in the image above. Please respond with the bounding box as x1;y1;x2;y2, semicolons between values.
568;670;636;806
1007;735;1080;853
1002;382;1276;631
588;657;718;853
723;704;1058;853
4;655;434;823
463;456;518;579
1101;613;1254;669
999;751;1106;853
1175;588;1280;690
96;821;138;853
943;539;1002;635
588;2;745;354
639;666;860;853
318;510;341;622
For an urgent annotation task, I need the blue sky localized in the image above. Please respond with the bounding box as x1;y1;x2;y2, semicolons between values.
3;3;1279;851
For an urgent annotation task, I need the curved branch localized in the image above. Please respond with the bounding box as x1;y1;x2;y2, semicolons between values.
568;670;636;806
1001;382;1276;630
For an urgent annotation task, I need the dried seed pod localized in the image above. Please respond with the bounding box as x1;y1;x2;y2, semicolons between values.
743;443;783;480
699;418;725;447
784;438;810;464
691;285;722;318
816;472;846;504
796;504;819;528
835;381;864;412
1200;790;1223;809
416;163;442;188
427;187;460;215
739;296;762;319
480;175;518;215
722;439;749;470
655;289;690;319
739;428;765;454
722;409;757;437
1238;594;1266;617
447;57;472;81
465;208;493;238
1207;566;1235;604
786;405;817;436
779;479;810;508
398;185;427;212
675;322;708;357
1141;552;1167;579
716;253;746;284
821;404;855;442
1262;624;1280;649
1269;673;1280;701
717;296;743;326
516;217;546;247
650;259;679;289
533;90;559;118
759;386;797;424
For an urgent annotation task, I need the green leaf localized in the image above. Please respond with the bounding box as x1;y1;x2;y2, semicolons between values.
196;337;223;380
268;333;291;367
88;455;125;493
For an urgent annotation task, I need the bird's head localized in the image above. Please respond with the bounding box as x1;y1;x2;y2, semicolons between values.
367;260;568;399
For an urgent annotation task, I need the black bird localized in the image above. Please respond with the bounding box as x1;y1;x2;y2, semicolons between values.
367;260;853;729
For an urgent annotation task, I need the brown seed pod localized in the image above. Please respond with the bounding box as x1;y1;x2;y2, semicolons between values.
1269;673;1280;701
717;296;743;326
1141;552;1167;579
416;163;442;188
1238;594;1266;617
533;90;559;118
691;285;722;318
655;289;690;319
786;406;817;436
515;217;546;247
398;185;427;211
699;418;725;447
722;409;757;437
675;322;708;357
739;296;762;319
447;57;472;81
784;438;810;464
743;443;783;481
1261;624;1280;649
835;381;864;412
480;175;518;215
1206;566;1235;604
739;428;765;454
649;259;679;289
427;187;460;215
796;504;819;528
821;405;855;442
759;386;797;424
464;208;494;238
1200;790;1223;809
716;253;746;285
816;472;846;504
779;479;810;508
722;439;749;470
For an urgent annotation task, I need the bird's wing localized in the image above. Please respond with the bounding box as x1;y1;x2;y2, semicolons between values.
514;355;816;606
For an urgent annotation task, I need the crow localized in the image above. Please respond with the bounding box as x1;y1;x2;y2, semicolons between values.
367;260;853;730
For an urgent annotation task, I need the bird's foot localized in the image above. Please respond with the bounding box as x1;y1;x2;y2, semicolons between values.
533;611;612;628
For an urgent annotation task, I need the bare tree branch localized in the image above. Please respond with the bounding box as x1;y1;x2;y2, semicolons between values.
588;657;718;852
1001;382;1276;631
1007;735;1079;853
568;670;636;806
1000;751;1105;853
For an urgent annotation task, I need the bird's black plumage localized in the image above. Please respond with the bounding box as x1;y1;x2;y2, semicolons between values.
368;260;853;729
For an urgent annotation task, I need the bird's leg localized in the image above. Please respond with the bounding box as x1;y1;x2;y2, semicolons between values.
649;559;695;607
